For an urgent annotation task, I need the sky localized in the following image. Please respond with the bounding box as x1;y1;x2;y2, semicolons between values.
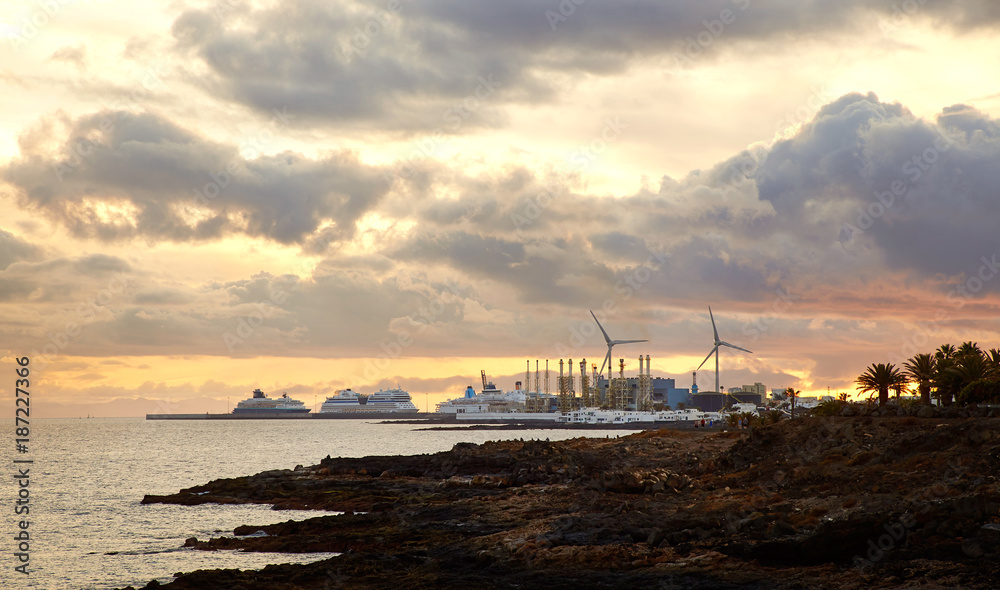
2;0;1000;417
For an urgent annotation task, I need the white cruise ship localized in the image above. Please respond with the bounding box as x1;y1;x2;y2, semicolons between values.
232;389;310;414
319;387;418;414
436;383;552;414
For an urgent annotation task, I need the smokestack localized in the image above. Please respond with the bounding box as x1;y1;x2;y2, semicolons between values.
568;358;573;393
535;360;540;395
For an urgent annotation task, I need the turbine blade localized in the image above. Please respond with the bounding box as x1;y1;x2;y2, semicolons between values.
590;310;611;344
599;349;610;374
696;347;718;370
709;306;719;342
719;341;753;354
612;339;648;345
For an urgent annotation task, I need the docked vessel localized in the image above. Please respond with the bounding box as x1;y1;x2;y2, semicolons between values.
318;388;364;412
319;387;418;414
232;389;310;414
435;382;547;414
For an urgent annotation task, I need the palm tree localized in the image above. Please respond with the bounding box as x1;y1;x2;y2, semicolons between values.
958;341;983;360
933;345;959;406
952;351;1000;404
936;344;956;361
989;348;1000;369
950;352;997;384
933;356;961;406
785;387;799;418
904;353;936;406
856;363;906;407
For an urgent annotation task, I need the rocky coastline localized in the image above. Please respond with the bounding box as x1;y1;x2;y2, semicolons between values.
127;415;1000;589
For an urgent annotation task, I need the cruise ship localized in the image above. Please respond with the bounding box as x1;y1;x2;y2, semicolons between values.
232;389;310;414
319;387;419;414
436;382;554;414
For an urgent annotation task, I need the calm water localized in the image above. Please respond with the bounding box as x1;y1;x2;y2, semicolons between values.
2;418;637;590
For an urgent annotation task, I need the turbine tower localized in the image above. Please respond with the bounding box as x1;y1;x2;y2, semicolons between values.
590;311;647;383
696;306;753;393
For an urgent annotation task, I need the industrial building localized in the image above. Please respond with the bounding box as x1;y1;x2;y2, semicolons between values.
688;391;764;412
592;377;690;409
729;382;768;396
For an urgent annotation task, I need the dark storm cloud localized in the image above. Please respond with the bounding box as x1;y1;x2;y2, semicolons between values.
756;92;1000;287
165;0;1000;131
1;110;389;244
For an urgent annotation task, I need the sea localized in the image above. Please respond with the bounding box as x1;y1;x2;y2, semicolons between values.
3;417;641;590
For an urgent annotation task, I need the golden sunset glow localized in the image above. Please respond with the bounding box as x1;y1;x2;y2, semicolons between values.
3;0;1000;416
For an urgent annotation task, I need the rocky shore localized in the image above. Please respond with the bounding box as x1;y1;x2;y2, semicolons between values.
128;416;1000;589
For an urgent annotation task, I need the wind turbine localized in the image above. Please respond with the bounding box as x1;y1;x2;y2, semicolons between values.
590;311;647;383
696;306;753;393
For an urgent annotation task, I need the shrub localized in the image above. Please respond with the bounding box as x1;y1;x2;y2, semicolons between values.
957;378;1000;404
761;410;784;425
812;399;847;417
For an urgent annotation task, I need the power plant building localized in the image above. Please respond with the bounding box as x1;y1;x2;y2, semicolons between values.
593;377;690;409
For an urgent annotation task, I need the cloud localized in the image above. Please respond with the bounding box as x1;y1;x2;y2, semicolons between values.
5;91;1000;407
756;92;1000;289
0;228;41;271
48;44;88;69
0;252;130;305
162;0;1000;135
1;110;390;245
